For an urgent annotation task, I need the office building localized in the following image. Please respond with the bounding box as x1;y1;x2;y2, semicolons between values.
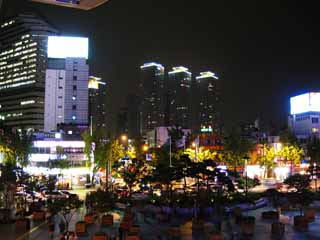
146;126;191;148
167;66;192;128
289;92;320;139
30;0;109;10
88;76;107;135
116;94;141;138
45;56;89;132
0;14;58;131
116;107;129;136
140;62;165;135
195;71;220;133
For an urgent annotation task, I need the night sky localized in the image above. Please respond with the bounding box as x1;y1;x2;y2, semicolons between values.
3;0;320;132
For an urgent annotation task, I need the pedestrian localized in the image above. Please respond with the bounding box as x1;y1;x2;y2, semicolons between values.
59;220;66;233
48;221;55;239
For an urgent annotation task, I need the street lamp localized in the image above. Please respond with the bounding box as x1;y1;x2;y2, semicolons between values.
192;142;198;162
142;144;149;152
244;156;249;195
121;134;128;142
169;136;172;167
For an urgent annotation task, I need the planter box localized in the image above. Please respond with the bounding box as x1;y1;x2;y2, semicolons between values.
129;226;140;235
304;208;316;222
261;211;279;220
209;234;224;240
241;216;255;236
168;227;181;237
125;236;141;240
156;213;168;223
15;218;30;230
280;203;290;211
294;216;308;232
75;221;87;235
84;214;95;224
93;232;108;240
101;214;113;226
120;221;132;231
32;211;45;221
192;219;205;230
271;222;285;237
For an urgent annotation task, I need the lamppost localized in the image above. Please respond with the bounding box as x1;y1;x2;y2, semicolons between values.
142;144;149;153
169;136;172;167
244;156;249;195
121;134;128;154
192;142;198;162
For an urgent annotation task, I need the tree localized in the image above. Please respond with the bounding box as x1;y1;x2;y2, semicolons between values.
183;148;223;163
105;139;125;190
167;126;185;153
306;136;320;191
81;130;93;168
0;128;32;166
278;145;304;174
85;189;115;214
120;158;150;200
284;174;314;215
82;131;124;188
257;144;276;178
47;198;83;239
284;174;311;192
224;127;253;171
0;163;17;209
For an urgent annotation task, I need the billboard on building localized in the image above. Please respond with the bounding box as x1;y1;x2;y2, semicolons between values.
290;92;320;115
47;36;88;59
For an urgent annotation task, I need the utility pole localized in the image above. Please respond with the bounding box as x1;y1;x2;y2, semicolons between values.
169;136;172;167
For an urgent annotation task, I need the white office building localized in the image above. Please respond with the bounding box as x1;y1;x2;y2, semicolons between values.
288;92;320;139
44;36;89;132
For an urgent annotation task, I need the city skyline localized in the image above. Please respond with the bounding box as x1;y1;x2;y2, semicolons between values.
3;0;320;131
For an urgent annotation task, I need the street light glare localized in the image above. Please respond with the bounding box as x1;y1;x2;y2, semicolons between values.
142;145;149;152
121;135;128;142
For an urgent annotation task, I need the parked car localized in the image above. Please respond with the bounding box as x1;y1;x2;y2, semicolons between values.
43;190;67;200
59;190;79;200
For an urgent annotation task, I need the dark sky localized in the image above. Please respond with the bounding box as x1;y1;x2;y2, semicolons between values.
4;0;320;131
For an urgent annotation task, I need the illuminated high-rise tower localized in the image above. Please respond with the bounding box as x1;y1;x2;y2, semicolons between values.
140;62;165;134
167;66;192;128
195;71;220;133
30;0;109;10
88;76;107;136
0;14;58;131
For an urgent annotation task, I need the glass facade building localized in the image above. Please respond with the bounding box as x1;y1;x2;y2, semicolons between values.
167;66;192;128
140;62;165;134
88;76;107;136
195;71;220;133
0;14;58;131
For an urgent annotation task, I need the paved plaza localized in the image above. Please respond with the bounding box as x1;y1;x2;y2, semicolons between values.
1;203;319;240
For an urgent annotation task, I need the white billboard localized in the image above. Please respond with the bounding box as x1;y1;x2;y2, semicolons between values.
290;92;320;115
47;36;88;59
